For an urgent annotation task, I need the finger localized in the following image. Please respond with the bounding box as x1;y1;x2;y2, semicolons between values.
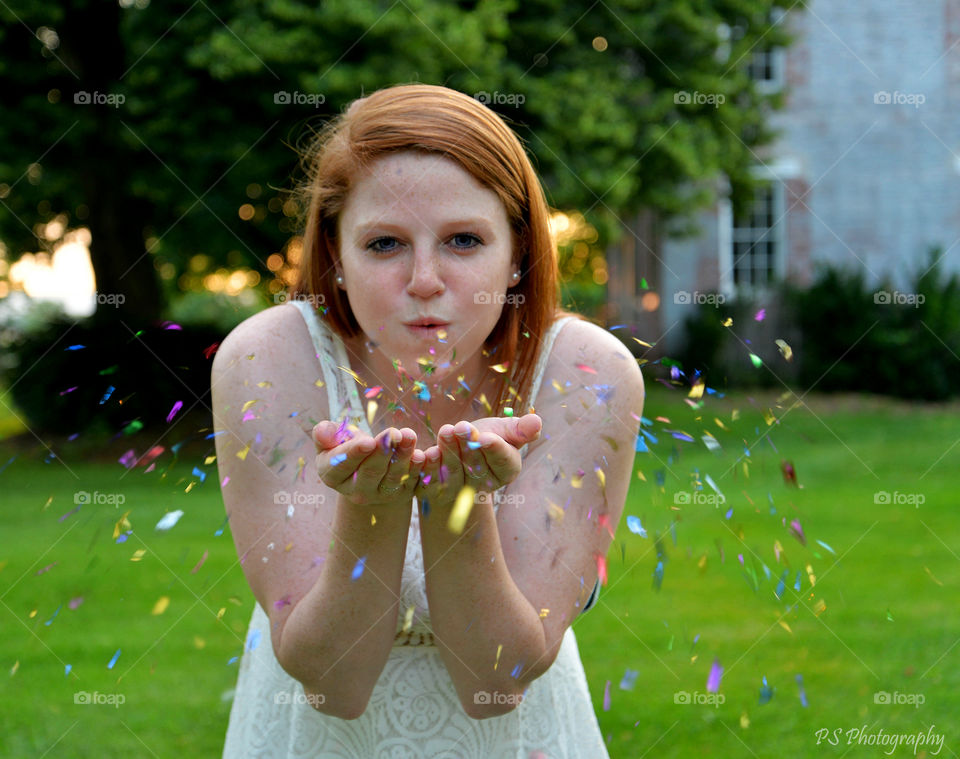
351;429;395;491
319;434;377;489
454;421;488;484
437;424;464;488
380;428;417;491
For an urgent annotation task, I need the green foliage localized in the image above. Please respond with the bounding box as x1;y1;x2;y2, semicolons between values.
678;248;960;400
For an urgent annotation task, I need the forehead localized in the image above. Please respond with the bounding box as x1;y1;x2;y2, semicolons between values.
341;151;508;224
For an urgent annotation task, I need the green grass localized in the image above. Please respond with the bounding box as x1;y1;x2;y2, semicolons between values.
0;385;957;757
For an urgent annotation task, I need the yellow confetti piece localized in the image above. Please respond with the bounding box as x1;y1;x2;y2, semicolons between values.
775;339;793;361
371;514;376;526
236;444;250;460
337;365;367;387
722;318;733;327
185;482;195;493
217;607;226;621
688;382;705;399
539;608;550;618
478;393;492;415
806;563;816;587
151;596;170;615
28;609;37;619
402;605;415;633
296;456;305;481
10;660;19;676
731;409;740;421
494;644;503;670
636;469;647;482
285;543;293;552
113;511;131;540
547;501;564;522
193;636;206;649
490;363;509;374
42;496;53;511
314;379;325;387
256;380;273;388
778;619;793;634
740;712;750;729
763;409;776;426
241;399;260;412
631;337;654;348
924;566;944;586
245;354;255;360
812;598;826;616
367;400;378;427
130;549;146;562
551;379;567;394
698;553;708;572
204;455;216;465
447;486;476;534
596;467;606;493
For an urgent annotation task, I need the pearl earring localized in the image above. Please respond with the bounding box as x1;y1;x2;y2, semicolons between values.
511;272;520;282
335;274;344;285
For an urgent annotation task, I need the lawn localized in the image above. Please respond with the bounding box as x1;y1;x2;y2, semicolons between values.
0;384;957;758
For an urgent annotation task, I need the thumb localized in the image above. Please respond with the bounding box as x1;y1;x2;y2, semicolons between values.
505;413;542;446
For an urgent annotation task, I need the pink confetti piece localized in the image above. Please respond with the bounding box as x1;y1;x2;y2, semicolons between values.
596;554;607;586
68;596;84;610
574;363;597;374
789;518;806;546
706;658;723;692
118;449;137;469
166;401;183;423
161;321;182;330
59;386;78;396
755;308;766;321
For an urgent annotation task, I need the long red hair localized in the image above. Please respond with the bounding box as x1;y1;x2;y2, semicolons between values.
293;83;583;416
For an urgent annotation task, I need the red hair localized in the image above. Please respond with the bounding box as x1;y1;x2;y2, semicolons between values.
293;83;583;416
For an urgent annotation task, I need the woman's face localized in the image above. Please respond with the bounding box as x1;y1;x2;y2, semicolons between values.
336;150;519;390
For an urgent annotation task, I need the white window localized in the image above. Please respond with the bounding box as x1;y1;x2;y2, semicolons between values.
731;181;784;288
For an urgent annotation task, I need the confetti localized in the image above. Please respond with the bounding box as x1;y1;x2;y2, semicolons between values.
815;539;836;555
152;596;170;615
775;339;793;361
575;363;597;374
796;673;808;707
749;353;763;368
155;510;184;531
626;515;647;537
596;554;608;585
619;668;639;691
706;658;723;693
107;649;122;669
603;679;611;711
65;345;85;351
447;486;476;534
759;676;773;704
99;386;115;404
755;308;766;321
652;560;664;591
789;518;806;546
246;629;261;652
351;556;367;581
191;550;208;574
166;401;183;423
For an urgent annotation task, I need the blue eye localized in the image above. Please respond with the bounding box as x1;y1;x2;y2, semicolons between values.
367;237;399;253
450;234;482;249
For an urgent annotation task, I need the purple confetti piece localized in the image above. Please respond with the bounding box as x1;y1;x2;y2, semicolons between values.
603;679;611;711
619;668;639;691
118;449;137;469
755;308;766;321
706;658;723;693
107;649;121;669
789;518;806;546
351;556;367;581
59;386;78;396
166;400;183;423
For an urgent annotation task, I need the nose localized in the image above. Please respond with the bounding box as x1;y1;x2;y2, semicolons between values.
405;246;444;298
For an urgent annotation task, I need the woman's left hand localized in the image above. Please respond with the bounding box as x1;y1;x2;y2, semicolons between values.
413;413;542;505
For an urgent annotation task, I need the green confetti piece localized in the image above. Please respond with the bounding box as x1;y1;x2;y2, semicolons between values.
504;407;513;417
749;353;763;368
122;420;143;435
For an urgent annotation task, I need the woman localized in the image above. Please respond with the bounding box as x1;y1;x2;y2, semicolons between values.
214;83;645;758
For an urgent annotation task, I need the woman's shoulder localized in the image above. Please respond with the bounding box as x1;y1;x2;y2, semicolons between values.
212;303;316;374
547;314;635;369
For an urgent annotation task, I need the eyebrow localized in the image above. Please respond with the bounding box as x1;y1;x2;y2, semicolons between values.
354;218;495;236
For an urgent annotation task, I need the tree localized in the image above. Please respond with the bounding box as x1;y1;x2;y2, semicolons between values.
0;0;793;328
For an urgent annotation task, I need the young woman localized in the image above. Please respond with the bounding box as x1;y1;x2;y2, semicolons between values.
213;83;645;758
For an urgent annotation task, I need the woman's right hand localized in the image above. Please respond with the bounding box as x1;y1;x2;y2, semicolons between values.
314;420;425;507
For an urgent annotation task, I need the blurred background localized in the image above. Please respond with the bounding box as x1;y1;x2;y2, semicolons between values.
1;1;957;757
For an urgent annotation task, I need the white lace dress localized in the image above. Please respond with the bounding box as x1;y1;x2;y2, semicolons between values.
221;301;607;759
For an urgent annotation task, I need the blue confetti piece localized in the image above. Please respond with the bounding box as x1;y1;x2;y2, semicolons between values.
107;649;121;669
65;345;85;350
65;664;72;676
330;453;347;466
743;446;751;457
652;560;664;591
227;656;239;665
635;435;648;453
510;662;523;678
670;431;695;442
99;386;115;405
626;515;647;537
759;676;773;704
466;439;483;450
794;570;802;592
351;556;367;581
191;466;206;483
246;629;261;652
640;416;653;427
44;604;62;626
796;673;808;707
641;429;658;445
420;496;430;520
205;430;227;439
619;668;639;690
775;569;788;599
816;539;836;555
